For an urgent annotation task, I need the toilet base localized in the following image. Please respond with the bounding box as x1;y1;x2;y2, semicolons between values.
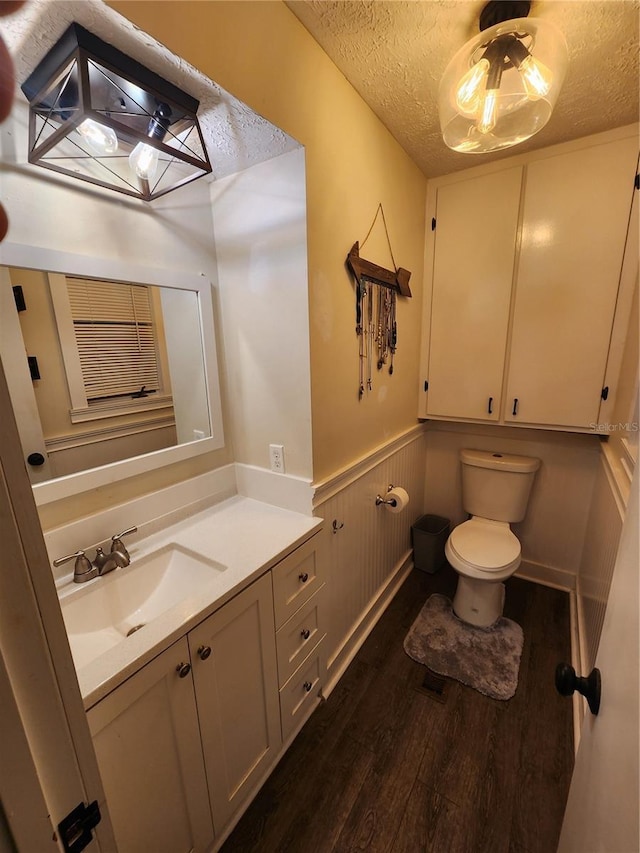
453;575;506;627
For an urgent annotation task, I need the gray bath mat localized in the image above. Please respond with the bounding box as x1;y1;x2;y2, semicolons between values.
403;594;524;701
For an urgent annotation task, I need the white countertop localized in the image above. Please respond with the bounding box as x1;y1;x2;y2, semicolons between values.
58;495;322;709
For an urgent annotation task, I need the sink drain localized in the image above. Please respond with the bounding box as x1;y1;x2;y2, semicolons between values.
126;624;146;637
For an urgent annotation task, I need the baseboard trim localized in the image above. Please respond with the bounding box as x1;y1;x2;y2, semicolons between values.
516;559;576;592
324;550;414;697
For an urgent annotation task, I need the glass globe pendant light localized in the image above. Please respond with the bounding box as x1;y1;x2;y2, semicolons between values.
439;0;568;154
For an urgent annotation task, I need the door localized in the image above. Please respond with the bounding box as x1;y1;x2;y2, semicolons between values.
189;573;282;834
505;137;638;428
0;360;116;850
88;638;214;853
426;167;522;421
557;465;639;851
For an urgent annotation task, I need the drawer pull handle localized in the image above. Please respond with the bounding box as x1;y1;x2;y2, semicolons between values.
299;572;309;583
301;628;311;640
198;645;211;661
176;662;191;678
303;680;313;693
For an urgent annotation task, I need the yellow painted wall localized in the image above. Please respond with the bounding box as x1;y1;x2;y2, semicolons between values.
109;0;428;483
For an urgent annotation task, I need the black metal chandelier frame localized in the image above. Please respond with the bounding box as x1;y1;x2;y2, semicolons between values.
21;23;212;201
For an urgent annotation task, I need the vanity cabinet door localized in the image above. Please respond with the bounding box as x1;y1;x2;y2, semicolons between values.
504;136;638;428
188;572;281;835
87;637;214;853
425;166;523;421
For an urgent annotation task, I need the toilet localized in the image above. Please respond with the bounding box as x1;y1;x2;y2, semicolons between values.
445;449;540;628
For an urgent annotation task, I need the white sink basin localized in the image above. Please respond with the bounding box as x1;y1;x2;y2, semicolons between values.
60;544;226;670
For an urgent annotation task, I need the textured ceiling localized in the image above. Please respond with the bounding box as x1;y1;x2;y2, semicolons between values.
286;0;640;177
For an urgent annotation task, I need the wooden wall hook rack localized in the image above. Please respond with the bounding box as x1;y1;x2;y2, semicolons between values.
346;242;412;297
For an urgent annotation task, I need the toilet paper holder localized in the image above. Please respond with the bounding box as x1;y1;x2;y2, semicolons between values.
376;484;398;507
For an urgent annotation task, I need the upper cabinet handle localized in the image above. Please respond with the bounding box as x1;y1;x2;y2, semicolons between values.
487;396;493;415
512;398;519;417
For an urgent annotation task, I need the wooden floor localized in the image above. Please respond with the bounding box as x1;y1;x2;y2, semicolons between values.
223;566;574;853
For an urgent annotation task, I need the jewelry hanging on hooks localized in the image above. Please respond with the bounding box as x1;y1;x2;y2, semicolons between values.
348;204;409;399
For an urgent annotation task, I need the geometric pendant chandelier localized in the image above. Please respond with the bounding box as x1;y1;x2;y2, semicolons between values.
439;0;568;154
20;23;212;201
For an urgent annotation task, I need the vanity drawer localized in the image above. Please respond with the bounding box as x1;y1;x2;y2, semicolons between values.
279;639;326;742
275;587;325;687
272;534;322;629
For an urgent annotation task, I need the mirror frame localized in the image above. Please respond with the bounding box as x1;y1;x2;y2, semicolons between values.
0;241;224;506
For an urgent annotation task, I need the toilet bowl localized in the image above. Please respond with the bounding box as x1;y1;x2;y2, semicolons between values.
444;449;540;628
445;517;521;627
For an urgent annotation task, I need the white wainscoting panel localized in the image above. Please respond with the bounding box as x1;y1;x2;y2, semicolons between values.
314;430;427;689
577;453;625;674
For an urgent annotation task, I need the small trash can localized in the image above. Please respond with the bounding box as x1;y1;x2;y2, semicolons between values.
411;514;450;574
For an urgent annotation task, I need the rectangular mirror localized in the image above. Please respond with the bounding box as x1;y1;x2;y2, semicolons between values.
0;243;224;505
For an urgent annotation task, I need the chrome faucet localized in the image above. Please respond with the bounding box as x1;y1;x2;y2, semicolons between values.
53;526;138;583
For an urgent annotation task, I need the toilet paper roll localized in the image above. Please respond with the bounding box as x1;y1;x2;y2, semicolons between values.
385;486;409;514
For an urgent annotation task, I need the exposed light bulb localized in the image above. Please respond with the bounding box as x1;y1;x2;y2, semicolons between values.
128;142;160;181
455;58;490;117
77;119;118;155
519;54;553;99
477;89;498;134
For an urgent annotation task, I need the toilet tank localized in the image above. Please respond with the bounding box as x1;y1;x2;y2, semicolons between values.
460;449;540;523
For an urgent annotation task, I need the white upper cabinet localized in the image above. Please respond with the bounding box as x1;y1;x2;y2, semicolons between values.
420;127;639;431
505;136;638;428
426;167;523;421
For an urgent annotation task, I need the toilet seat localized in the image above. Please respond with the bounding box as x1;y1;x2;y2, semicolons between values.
446;517;521;577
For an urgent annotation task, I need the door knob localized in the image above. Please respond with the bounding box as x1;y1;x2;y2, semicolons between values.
555;662;601;715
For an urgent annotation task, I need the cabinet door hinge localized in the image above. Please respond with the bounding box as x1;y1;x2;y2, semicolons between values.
635;173;639;190
58;801;101;853
601;386;609;401
431;217;436;231
424;380;429;392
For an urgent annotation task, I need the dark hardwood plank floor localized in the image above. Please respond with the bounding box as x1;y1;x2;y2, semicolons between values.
222;566;574;853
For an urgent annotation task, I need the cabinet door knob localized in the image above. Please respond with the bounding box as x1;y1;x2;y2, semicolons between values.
176;662;191;678
197;645;211;661
301;628;311;640
299;572;309;583
303;680;313;693
512;398;519;416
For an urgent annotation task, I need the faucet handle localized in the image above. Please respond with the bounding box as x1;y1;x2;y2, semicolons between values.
53;549;88;568
53;550;97;583
110;526;137;554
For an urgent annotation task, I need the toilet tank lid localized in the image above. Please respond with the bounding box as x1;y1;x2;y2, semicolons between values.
460;449;541;473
